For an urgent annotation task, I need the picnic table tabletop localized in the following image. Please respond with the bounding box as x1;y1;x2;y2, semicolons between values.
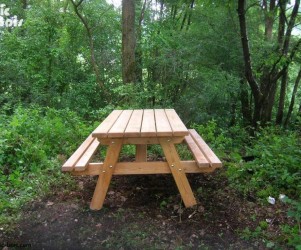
92;109;189;138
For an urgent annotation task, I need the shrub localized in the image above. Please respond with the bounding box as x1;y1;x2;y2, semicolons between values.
227;127;301;200
0;106;92;224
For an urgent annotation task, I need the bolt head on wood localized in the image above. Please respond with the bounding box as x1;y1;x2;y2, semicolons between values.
102;170;106;173
179;169;182;171
171;164;174;167
109;165;113;168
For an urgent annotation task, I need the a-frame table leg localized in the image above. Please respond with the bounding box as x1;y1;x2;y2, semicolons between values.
159;138;197;207
90;139;123;210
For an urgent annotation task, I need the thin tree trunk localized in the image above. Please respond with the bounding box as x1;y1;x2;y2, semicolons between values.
135;0;147;83
180;4;188;30
263;0;276;41
187;0;195;29
240;80;252;125
277;0;287;46
70;0;107;94
276;67;288;125
237;0;262;127
284;68;301;127
122;0;136;84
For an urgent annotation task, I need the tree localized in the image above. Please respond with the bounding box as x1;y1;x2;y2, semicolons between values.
237;0;301;127
122;0;136;84
70;0;107;94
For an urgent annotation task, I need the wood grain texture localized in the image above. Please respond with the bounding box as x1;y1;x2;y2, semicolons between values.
90;139;123;210
155;109;173;136
108;110;133;138
165;109;188;136
135;144;147;162
125;109;143;137
189;129;222;168
99;137;185;145
159;138;197;207
62;134;95;171
92;110;123;138
71;161;215;176
141;109;156;137
75;139;100;171
184;134;209;167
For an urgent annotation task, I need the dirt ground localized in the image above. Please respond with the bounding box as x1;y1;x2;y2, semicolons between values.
1;169;274;250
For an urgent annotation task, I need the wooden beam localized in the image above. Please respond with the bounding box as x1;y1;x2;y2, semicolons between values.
98;137;185;145
70;161;213;176
159;138;197;207
135;144;147;162
90;139;123;210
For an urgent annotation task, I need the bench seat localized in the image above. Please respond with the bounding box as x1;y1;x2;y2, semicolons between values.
184;129;222;169
62;134;100;172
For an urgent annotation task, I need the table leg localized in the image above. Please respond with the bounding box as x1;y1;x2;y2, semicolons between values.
159;138;197;207
90;139;123;210
135;144;147;162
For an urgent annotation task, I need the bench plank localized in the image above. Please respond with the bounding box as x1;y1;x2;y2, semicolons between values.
108;110;133;138
141;109;156;137
75;139;100;171
92;110;123;138
189;129;222;168
165;109;188;136
155;109;173;137
62;134;95;171
125;109;143;137
184;134;210;167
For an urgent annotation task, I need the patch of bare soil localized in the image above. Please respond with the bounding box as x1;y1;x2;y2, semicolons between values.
1;169;269;250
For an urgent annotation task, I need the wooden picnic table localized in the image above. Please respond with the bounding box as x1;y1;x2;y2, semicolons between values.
62;109;222;210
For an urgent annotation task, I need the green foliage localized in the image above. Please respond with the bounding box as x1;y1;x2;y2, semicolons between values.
0;106;91;224
280;197;301;249
192;120;247;161
227;127;301;199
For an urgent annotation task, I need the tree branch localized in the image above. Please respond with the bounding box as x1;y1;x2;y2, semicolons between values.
70;0;108;94
282;0;300;55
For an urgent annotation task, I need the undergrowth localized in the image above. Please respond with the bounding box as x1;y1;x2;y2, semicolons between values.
194;120;301;249
0;106;93;226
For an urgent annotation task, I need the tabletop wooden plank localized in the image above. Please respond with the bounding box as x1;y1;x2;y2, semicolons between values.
141;109;156;137
155;109;173;136
92;110;123;138
165;109;188;136
125;109;143;137
108;110;133;137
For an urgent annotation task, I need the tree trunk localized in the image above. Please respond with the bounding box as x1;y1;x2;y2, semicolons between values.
237;0;262;127
263;0;276;41
284;68;301;127
276;67;288;125
122;0;136;84
187;0;195;29
240;80;252;125
277;0;287;46
135;0;147;83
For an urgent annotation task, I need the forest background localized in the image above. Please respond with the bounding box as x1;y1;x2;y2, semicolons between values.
0;0;300;248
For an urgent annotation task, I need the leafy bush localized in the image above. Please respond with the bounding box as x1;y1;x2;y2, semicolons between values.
0;106;92;224
192;120;248;161
227;127;301;199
